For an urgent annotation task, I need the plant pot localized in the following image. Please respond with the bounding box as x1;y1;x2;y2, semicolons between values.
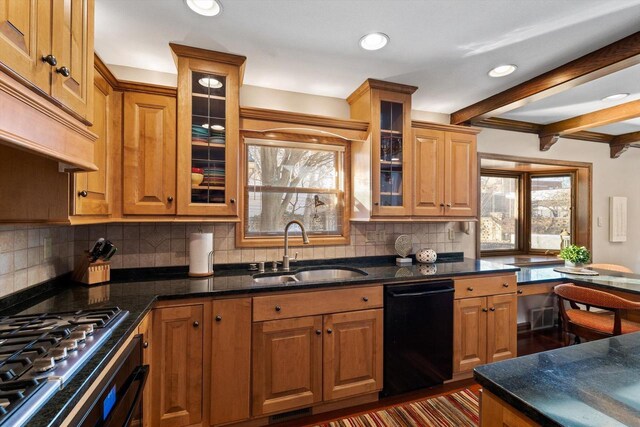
565;260;584;268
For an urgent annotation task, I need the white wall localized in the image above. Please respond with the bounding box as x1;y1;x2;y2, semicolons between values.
477;128;640;271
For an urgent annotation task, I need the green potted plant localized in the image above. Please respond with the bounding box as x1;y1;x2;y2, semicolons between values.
558;245;591;268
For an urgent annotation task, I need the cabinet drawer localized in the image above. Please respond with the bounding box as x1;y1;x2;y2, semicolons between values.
454;275;516;299
253;286;383;321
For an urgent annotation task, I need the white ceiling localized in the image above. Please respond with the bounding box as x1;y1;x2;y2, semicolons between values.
95;0;640;117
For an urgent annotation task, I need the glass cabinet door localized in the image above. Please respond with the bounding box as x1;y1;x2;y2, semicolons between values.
190;71;227;205
379;100;404;208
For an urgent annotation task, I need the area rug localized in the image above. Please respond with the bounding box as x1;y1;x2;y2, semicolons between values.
313;389;479;427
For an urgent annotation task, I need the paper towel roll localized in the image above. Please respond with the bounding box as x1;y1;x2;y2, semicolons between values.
189;233;214;277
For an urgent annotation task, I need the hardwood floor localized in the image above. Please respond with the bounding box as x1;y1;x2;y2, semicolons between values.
273;380;480;426
517;325;565;356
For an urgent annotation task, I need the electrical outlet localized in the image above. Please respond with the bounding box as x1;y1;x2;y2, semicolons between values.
448;229;455;241
365;231;377;243
597;217;603;227
43;237;52;259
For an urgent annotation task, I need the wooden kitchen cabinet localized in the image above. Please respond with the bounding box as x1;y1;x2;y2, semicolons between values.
210;298;252;426
413;125;479;218
0;0;94;122
123;91;177;215
348;79;417;219
171;43;245;217
252;286;384;417
72;67;112;215
252;315;324;416
323;309;383;401
151;304;204;427
136;311;152;427
453;275;517;373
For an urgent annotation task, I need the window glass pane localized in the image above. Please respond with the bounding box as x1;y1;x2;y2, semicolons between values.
246;142;343;236
480;176;518;251
530;176;572;250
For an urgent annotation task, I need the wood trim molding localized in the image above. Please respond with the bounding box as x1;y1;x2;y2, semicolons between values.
479;152;593;169
93;54;177;97
411;120;481;134
93;53;119;88
451;31;640;124
610;143;630;158
240;107;369;132
347;78;418;104
474;117;541;134
540;99;640;138
169;43;247;67
612;130;640;146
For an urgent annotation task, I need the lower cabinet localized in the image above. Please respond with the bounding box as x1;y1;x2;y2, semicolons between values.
210;298;252;426
453;284;517;373
151;304;204;427
252;308;383;416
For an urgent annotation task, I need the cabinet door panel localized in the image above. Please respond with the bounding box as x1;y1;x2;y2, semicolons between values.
210;298;251;425
0;0;50;91
323;309;383;401
50;0;94;120
123;92;176;215
252;316;323;416
413;128;445;216
487;294;518;363
453;297;487;373
444;132;476;217
151;305;203;427
137;312;152;427
73;72;111;215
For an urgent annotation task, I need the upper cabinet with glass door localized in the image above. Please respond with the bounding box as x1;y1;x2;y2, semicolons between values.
348;79;417;218
171;43;246;217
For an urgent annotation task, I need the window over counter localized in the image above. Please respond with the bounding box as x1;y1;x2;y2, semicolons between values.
237;132;350;247
478;153;589;258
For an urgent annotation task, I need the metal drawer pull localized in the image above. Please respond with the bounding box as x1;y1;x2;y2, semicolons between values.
490;307;496;312
78;190;88;197
502;283;509;288
56;66;70;77
215;315;222;322
482;308;488;312
362;297;369;302
275;305;281;312
42;54;57;66
517;290;523;294
193;321;199;327
143;341;148;349
467;287;474;291
327;328;333;334
315;329;322;335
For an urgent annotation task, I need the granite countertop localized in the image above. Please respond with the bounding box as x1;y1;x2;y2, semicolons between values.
6;256;518;427
475;332;640;427
517;265;640;295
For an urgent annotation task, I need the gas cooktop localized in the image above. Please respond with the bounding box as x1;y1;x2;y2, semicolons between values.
0;307;128;426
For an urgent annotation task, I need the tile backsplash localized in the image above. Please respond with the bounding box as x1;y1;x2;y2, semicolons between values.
0;221;469;299
73;222;465;269
0;225;74;297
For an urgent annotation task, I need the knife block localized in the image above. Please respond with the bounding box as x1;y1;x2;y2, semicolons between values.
72;252;111;285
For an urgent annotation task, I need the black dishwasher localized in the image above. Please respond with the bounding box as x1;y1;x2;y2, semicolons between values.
382;280;454;397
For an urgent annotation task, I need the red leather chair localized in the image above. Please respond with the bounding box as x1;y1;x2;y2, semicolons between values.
554;284;640;345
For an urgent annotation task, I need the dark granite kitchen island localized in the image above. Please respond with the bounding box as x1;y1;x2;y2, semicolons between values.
475;331;640;426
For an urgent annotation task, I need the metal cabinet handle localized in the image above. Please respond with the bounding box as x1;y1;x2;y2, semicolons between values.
193;321;199;327
56;66;70;77
490;307;496;312
275;305;281;312
517;290;523;295
482;308;488;312
439;203;445;207
502;283;509;288
446;203;452;207
167;196;174;203
327;328;333;334
362;297;369;302
143;341;149;349
215;315;222;322
467;287;474;291
230;198;236;204
42;54;57;66
374;202;379;206
78;190;88;197
315;329;322;335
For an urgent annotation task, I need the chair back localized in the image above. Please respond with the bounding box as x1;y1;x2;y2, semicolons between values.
554;284;640;311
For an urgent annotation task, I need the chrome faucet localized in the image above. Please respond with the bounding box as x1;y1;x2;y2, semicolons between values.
283;220;310;271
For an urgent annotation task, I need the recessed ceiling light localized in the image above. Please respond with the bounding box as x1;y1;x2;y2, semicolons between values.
359;32;389;51
185;0;221;16
198;77;223;88
488;64;517;78
602;93;629;101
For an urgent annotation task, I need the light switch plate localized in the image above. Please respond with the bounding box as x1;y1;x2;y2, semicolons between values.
43;237;52;259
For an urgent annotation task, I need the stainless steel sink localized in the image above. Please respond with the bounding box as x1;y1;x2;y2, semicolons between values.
293;267;367;281
253;267;367;284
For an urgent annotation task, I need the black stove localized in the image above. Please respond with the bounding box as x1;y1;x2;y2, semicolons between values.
0;308;128;426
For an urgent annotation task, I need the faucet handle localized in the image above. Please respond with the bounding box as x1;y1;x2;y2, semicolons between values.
272;260;281;271
292;252;299;262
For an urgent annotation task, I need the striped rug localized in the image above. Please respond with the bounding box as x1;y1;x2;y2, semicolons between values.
313;389;479;427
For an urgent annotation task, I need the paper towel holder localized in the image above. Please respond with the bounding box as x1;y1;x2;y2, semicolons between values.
189;250;214;277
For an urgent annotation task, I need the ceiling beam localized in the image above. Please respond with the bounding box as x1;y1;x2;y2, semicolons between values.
450;31;640;125
538;100;640;150
474;117;614;143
